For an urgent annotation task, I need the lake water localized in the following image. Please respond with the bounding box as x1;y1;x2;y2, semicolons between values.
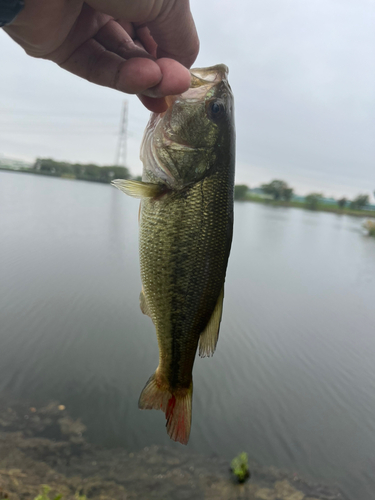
1;170;375;500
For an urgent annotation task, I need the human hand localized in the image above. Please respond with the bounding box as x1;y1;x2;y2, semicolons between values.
3;0;199;112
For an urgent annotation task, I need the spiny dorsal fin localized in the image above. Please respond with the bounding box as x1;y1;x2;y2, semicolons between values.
139;289;152;317
111;179;165;199
199;286;224;357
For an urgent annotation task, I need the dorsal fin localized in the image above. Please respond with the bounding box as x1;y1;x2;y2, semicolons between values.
199;286;224;357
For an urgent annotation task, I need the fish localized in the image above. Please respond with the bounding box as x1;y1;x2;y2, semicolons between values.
112;64;235;445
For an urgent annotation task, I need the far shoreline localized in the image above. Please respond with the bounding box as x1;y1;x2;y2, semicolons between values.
236;194;375;219
2;166;374;220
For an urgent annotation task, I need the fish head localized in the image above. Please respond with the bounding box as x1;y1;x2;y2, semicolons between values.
141;64;235;189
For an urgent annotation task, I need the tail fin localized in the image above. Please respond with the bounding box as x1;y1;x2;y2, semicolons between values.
138;373;193;445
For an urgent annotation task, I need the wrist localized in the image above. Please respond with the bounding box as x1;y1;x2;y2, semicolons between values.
0;0;24;27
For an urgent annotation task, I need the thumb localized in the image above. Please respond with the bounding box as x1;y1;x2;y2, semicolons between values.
85;0;199;69
144;0;199;68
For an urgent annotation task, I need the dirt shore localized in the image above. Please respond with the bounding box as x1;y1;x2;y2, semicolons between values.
0;402;345;500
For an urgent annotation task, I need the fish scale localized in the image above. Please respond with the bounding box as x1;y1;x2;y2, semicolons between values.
140;175;232;389
112;64;235;444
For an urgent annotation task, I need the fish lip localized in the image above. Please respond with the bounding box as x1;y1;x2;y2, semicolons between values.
190;64;229;85
161;63;228;114
181;64;228;101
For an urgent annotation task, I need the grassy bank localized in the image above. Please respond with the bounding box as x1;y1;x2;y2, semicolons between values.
241;194;375;218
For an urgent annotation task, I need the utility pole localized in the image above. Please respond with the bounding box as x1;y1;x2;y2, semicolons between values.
115;100;128;166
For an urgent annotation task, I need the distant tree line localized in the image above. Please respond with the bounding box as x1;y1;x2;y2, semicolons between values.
234;179;295;201
32;158;131;183
260;180;294;201
304;193;370;211
234;179;373;212
234;185;249;200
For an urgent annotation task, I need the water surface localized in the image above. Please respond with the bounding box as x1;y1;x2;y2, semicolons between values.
1;171;375;500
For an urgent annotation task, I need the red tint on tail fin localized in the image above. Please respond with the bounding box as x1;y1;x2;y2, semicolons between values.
138;373;193;445
165;390;192;445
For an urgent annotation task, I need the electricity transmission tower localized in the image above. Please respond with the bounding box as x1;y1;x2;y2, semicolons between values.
115;101;128;166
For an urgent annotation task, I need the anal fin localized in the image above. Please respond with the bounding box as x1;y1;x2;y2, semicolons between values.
199;286;224;357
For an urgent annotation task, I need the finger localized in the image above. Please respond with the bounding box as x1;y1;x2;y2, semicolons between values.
85;0;199;68
135;26;158;59
94;19;153;60
59;38;163;94
141;58;191;98
138;95;168;113
146;0;199;68
93;20;191;99
116;20;136;39
85;0;164;20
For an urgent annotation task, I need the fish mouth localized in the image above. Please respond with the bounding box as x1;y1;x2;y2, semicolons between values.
190;64;229;86
161;65;229;108
182;64;229;101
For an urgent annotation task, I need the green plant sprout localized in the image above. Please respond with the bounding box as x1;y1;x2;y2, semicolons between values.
75;492;87;500
230;452;250;483
34;485;62;500
33;485;87;500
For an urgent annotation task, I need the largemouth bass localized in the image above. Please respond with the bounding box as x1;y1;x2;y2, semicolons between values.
112;64;235;445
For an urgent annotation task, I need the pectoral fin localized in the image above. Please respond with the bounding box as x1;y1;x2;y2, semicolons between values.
199;286;224;357
139;289;152;317
111;179;165;199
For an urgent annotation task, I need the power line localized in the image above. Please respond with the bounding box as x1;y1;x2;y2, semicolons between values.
115;101;128;167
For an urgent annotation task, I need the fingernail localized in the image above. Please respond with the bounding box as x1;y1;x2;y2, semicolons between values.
141;86;165;99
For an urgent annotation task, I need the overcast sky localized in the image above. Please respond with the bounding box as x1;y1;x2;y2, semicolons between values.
1;0;374;199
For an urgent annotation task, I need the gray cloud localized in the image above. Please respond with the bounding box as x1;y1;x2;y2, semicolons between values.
1;0;374;198
191;0;375;197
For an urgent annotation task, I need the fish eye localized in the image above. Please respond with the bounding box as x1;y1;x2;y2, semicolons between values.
207;100;225;121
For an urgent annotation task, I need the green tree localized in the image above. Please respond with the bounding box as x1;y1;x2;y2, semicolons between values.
32;158;130;183
261;180;294;201
305;193;323;210
350;194;369;210
234;184;249;200
101;165;131;180
337;197;347;209
33;158;72;175
283;187;294;201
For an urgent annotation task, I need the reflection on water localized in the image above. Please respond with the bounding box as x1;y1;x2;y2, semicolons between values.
1;171;375;500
